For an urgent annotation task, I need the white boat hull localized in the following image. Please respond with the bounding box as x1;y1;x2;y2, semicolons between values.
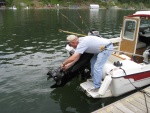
80;54;150;98
111;75;150;97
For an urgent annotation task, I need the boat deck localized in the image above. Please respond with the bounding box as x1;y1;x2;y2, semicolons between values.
92;86;150;113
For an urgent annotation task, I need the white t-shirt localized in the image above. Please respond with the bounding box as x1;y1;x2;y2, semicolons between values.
75;36;111;54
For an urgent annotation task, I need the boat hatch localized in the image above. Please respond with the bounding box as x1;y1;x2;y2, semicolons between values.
119;16;147;63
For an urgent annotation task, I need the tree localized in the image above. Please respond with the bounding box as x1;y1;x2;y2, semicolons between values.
6;0;13;6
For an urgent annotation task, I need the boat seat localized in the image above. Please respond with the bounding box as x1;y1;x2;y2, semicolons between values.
136;41;146;49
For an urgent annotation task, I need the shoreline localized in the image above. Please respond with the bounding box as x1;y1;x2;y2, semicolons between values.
1;5;149;10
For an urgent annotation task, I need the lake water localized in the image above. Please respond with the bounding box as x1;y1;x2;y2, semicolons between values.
0;9;135;113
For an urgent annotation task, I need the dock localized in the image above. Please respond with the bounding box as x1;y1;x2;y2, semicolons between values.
92;86;150;113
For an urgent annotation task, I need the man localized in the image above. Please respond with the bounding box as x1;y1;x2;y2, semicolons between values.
61;35;113;92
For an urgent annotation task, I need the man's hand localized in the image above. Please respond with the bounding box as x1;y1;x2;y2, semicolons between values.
61;62;65;70
60;53;81;71
61;63;72;71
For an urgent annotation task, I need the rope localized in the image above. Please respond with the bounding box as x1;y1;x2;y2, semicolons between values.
60;12;85;34
76;10;89;31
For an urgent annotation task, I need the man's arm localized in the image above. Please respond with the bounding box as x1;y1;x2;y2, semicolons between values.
62;53;81;66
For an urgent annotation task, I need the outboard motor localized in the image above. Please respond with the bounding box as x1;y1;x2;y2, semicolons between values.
65;44;75;55
88;29;101;37
47;67;64;85
143;46;150;64
47;52;93;88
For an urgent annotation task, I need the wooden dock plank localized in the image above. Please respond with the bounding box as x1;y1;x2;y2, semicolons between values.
106;105;123;113
92;109;109;113
126;97;150;112
92;86;150;113
144;88;150;93
135;92;150;103
113;101;134;113
120;99;145;113
131;94;150;108
103;107;113;113
92;104;123;113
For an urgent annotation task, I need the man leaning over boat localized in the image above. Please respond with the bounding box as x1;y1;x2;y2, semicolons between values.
61;35;113;92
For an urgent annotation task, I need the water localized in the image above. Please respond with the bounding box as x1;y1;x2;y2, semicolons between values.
0;9;135;113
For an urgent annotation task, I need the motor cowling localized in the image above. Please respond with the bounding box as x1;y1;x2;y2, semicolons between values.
47;67;64;85
143;46;150;64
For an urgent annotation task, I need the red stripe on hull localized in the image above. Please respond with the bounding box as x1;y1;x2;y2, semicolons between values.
124;71;150;81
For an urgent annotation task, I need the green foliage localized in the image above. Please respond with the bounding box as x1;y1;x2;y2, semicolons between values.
4;0;150;8
6;0;13;6
99;1;107;7
118;0;150;4
51;0;58;4
121;3;128;9
40;0;51;4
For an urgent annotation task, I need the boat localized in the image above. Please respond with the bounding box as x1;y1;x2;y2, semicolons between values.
9;6;17;10
47;11;150;98
89;4;99;9
80;11;150;98
24;6;29;9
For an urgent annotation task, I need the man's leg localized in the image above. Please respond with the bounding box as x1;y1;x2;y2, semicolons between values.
90;54;97;77
93;50;112;88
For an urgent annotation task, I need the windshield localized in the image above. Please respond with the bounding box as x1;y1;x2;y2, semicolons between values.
139;19;150;33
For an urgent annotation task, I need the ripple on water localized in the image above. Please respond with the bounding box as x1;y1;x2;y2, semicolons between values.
24;51;33;54
32;41;37;44
23;47;35;50
12;34;16;36
38;42;45;44
0;45;4;47
5;47;13;51
11;52;62;68
24;39;30;42
43;48;55;52
0;53;16;59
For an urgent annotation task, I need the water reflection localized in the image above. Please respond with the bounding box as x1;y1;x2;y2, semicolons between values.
89;9;99;29
0;11;4;28
50;78;122;113
89;9;120;38
50;79;93;113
